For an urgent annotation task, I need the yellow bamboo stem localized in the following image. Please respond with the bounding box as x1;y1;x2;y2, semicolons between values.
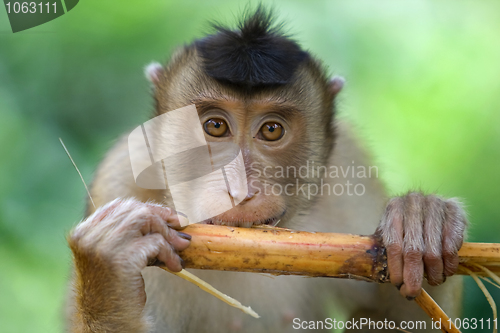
179;224;500;281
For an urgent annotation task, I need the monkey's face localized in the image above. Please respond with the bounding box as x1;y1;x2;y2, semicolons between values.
151;50;336;227
196;87;334;227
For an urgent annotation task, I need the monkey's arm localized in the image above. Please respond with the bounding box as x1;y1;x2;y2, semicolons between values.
66;135;192;332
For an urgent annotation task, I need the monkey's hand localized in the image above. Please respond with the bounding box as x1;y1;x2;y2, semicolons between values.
377;192;467;299
67;198;191;332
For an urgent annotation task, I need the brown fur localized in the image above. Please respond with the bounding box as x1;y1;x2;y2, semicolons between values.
67;26;465;333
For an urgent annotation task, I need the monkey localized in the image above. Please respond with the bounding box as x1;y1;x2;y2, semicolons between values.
65;7;467;333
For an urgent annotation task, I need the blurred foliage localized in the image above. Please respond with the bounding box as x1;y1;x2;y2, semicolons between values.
0;0;499;331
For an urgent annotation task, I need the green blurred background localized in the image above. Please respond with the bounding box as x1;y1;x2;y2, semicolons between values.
1;1;499;331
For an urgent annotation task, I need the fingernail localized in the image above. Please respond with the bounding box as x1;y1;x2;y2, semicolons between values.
396;283;403;290
406;296;416;301
180;258;186;269
177;232;192;241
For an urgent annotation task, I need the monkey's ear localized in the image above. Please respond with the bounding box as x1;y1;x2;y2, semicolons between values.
145;62;164;85
328;76;345;96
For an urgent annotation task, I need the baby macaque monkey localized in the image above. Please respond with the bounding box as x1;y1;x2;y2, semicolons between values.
66;6;467;333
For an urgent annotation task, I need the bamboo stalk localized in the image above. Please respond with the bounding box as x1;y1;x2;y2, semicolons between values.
179;224;500;280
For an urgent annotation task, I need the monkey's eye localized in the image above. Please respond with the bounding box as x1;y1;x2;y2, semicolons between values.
259;122;284;141
204;118;229;137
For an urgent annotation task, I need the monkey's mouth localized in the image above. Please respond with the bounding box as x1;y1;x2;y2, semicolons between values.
201;211;285;228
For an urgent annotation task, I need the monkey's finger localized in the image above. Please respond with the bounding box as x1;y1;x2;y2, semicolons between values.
401;193;425;298
422;196;445;286
146;203;190;229
380;197;405;289
152;235;184;272
132;233;183;272
129;233;164;270
442;199;467;277
139;214;191;251
159;218;191;251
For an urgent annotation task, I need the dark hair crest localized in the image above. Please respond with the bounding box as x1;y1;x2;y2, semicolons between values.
195;6;309;88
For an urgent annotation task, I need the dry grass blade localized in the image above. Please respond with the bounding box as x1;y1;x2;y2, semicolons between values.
481;277;500;290
59;138;96;209
461;266;498;333
471;263;500;287
161;267;260;318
